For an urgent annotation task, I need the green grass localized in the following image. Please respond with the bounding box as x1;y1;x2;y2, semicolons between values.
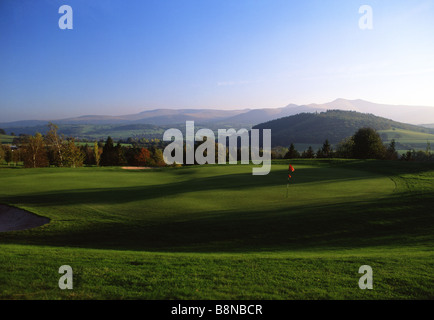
379;128;434;151
1;244;431;300
74;141;132;147
0;160;433;299
0;134;14;144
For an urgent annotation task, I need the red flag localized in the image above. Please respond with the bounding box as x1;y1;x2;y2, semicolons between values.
289;164;295;172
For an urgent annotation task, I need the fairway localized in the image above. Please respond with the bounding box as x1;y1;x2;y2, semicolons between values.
0;160;433;299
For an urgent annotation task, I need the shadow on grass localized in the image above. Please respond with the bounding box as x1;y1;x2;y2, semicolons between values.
0;166;384;207
1;190;433;253
1;160;433;253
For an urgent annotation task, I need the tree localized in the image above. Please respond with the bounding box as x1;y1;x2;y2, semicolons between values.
321;139;332;158
62;139;85;168
385;139;398;160
135;147;151;166
11;148;22;166
94;141;101;166
45;122;64;166
80;144;94;165
100;136;116;166
302;146;315;158
4;146;12;165
115;142;127;166
152;148;166;167
148;146;165;167
335;137;355;158
284;143;299;159
0;145;5;163
22;133;49;168
352;127;386;159
426;141;431;156
0;128;6;135
402;150;414;161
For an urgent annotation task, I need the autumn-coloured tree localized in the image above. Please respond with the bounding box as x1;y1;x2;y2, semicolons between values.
135;147;151;166
22;133;49;168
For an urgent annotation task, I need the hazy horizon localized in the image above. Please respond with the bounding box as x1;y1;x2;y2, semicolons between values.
1;0;434;122
3;97;434;124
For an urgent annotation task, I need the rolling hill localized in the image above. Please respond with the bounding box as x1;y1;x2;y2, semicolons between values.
253;110;434;148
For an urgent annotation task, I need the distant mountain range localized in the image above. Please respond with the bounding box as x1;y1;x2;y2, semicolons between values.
2;99;434;142
2;99;434;130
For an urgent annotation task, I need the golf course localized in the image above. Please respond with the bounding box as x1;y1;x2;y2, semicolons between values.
0;159;433;299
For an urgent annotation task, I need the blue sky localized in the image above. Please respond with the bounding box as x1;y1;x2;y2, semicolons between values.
1;0;434;121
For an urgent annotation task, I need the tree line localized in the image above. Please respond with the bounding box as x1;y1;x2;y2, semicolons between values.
0;123;166;168
2;126;434;166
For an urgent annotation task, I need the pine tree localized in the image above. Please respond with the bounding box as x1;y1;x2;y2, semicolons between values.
385;139;398;160
321;139;332;158
302;146;315;158
284;143;299;159
100;136;116;166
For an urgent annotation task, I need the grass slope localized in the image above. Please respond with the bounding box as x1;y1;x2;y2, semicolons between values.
379;128;434;151
0;160;433;299
0;134;14;144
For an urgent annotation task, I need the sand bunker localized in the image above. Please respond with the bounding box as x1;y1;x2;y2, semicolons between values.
0;204;50;232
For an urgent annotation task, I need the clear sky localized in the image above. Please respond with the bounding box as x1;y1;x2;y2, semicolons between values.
1;0;434;122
